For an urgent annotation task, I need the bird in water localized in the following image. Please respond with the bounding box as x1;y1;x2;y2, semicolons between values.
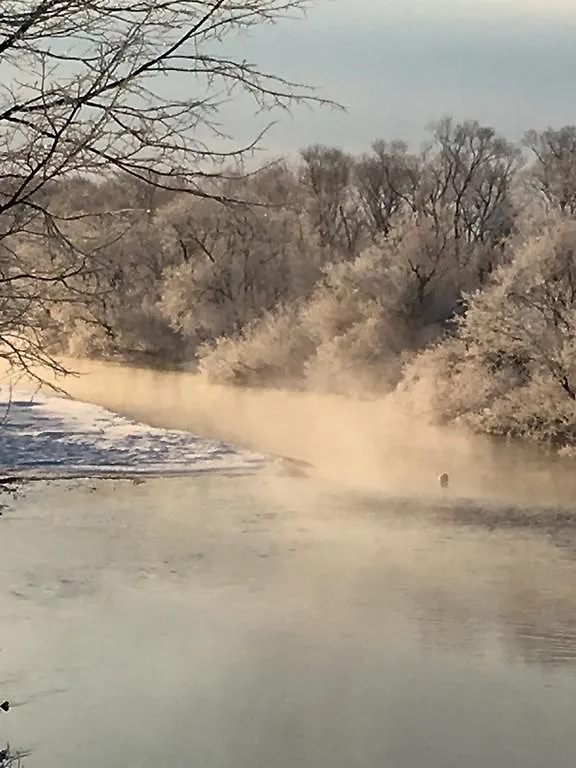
439;472;449;489
0;701;9;712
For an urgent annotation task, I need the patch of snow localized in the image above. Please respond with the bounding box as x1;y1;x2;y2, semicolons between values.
0;388;267;479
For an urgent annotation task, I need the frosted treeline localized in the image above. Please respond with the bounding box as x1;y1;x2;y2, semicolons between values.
22;119;576;448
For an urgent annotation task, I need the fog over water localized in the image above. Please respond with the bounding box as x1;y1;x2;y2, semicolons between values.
3;360;576;767
57;358;576;505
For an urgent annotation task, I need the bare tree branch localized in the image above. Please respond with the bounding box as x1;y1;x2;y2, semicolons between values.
0;0;338;380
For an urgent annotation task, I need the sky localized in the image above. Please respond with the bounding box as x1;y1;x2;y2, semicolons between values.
220;0;576;156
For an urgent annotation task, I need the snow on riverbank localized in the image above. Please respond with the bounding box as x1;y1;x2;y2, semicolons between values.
0;387;267;479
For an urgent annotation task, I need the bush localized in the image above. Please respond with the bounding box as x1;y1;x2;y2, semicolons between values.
197;305;314;388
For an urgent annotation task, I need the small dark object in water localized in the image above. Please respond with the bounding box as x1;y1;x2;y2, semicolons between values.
0;701;9;712
439;472;449;489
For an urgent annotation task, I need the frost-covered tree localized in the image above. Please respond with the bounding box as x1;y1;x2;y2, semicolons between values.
50;212;184;364
197;215;483;392
158;178;316;349
400;219;576;446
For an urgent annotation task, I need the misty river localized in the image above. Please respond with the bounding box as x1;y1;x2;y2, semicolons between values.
3;360;576;767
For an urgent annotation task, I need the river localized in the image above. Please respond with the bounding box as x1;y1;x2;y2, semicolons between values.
2;360;576;767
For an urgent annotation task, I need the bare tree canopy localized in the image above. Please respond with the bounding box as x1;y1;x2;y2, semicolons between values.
0;0;332;198
524;126;576;216
0;0;334;380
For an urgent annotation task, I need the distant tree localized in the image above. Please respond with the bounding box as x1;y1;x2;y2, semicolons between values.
421;119;521;257
400;219;576;446
300;145;362;255
524;126;576;216
49;210;184;364
353;140;418;236
0;0;333;380
196;215;478;393
158;177;314;349
463;220;576;400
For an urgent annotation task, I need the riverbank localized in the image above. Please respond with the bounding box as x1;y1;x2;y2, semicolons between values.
0;385;266;480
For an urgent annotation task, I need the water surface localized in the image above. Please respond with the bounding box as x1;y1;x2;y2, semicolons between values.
2;474;576;767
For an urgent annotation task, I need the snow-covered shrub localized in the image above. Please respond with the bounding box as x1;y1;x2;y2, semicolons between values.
197;304;314;387
198;217;473;393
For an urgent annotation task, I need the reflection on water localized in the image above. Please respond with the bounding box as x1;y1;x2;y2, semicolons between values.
2;475;576;767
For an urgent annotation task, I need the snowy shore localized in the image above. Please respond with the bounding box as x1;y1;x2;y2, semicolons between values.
0;387;267;479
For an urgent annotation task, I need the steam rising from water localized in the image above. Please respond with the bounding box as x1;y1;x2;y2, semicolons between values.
3;360;576;768
21;356;576;507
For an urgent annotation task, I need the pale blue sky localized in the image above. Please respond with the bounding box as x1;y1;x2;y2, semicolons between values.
221;0;576;155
